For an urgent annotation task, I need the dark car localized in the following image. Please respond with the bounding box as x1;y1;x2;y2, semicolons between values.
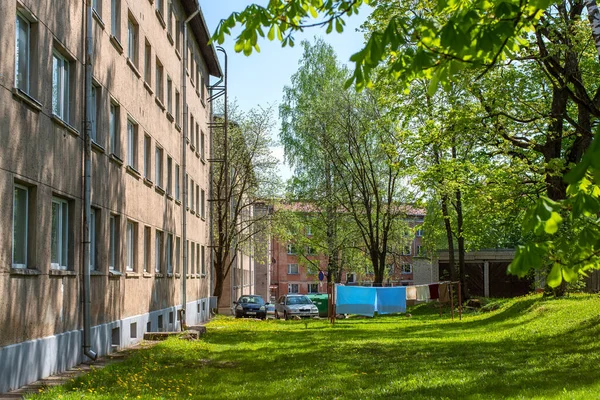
234;295;268;319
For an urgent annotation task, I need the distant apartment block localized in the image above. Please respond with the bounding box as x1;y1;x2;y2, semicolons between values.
0;0;220;393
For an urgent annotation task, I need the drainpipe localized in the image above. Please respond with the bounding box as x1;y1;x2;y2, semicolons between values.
83;0;97;361
182;7;200;329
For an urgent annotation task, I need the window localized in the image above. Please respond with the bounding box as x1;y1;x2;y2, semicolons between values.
195;60;199;89
196;243;200;275
155;230;163;273
175;164;180;200
307;246;316;255
12;184;30;268
190;179;194;212
200;72;205;103
308;283;319;293
127;118;138;169
175;18;181;51
306;226;312;236
144;40;151;83
287;244;296;255
416;227;424;237
15;13;31;93
155;57;163;102
126;221;136;272
201;245;205;275
175;237;181;274
402;245;411;255
167;234;173;274
155;146;163;187
144;134;151;179
401;264;412;273
109;101;120;155
347;273;356;283
127;13;138;66
111;0;121;39
190;242;195;274
288;264;299;274
90;208;98;271
195;184;199;215
156;0;163;16
51;197;69;270
195;122;200;150
189;114;194;144
91;83;101;143
167;1;173;36
200;130;205;159
417;245;424;256
167;76;173;114
109;215;119;270
143;226;151;272
92;0;101;16
185;239;189;274
288;284;299;294
200;189;205;219
52;50;70;121
166;156;173;195
175;90;180;125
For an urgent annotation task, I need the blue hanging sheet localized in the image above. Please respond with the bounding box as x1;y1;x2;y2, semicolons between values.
375;287;407;314
336;285;377;317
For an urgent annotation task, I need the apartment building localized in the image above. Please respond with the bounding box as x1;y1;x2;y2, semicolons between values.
269;206;430;300
0;0;220;393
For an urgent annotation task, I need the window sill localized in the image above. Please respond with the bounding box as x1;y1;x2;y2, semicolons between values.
200;97;206;109
190;80;195;89
196;89;200;98
155;97;166;111
92;9;105;29
200;216;205;221
143;272;153;278
110;35;124;54
155;9;166;28
190;210;195;216
196;213;200;219
12;87;43;112
185;137;190;144
49;269;77;277
126;272;139;279
144;177;154;187
195;151;200;159
109;270;122;279
126;165;142;179
155;273;165;278
166;193;174;201
90;270;104;276
144;81;154;95
10;267;41;276
190;144;196;152
167;272;174;278
201;274;206;278
175;199;181;205
127;58;142;79
200;157;206;165
175;123;181;132
175;48;181;60
166;112;174;122
51;114;80;137
155;185;165;195
92;140;106;154
109;153;124;166
167;31;174;45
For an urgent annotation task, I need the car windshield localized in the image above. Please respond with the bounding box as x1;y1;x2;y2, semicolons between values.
238;296;264;305
287;296;312;305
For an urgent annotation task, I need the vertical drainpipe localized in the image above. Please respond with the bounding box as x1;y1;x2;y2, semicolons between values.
83;0;97;361
182;7;200;329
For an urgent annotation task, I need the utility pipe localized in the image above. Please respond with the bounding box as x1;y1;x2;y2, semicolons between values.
82;0;97;361
181;7;200;329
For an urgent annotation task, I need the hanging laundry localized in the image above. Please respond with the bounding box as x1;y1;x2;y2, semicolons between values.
429;283;440;300
439;282;450;303
406;286;417;300
416;285;430;302
375;287;407;314
335;285;377;317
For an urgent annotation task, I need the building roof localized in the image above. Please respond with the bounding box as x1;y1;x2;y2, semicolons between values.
183;0;222;78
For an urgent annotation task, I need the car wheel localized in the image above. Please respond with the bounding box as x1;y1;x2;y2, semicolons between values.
275;311;279;319
284;311;289;321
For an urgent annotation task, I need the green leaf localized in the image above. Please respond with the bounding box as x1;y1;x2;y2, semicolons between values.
268;25;275;41
544;212;562;234
547;264;563;288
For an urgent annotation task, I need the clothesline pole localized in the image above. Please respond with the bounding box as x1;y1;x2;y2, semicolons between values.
450;282;455;321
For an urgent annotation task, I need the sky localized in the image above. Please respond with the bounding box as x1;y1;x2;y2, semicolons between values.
198;1;371;182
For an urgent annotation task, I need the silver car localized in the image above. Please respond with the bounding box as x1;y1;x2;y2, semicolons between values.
275;294;319;320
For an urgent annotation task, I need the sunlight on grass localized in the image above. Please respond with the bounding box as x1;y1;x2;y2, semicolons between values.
27;294;600;399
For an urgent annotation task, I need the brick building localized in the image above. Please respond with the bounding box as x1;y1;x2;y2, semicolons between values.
0;0;220;392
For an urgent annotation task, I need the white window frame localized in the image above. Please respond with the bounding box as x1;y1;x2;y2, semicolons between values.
127;118;137;168
201;245;205;275
12;184;29;269
402;245;411;256
175;164;180;200
287;244;296;255
167;75;173;114
155;146;163;187
401;263;413;274
90;208;97;270
51;197;69;270
143;226;150;273
190;242;195;274
109;101;119;155
109;215;117;271
308;283;319;293
155;230;162;273
167;233;173;274
111;0;120;39
127;14;137;65
52;50;70;121
416;228;424;237
288;284;299;294
144;134;151;179
288;263;299;275
200;189;205;219
126;220;136;272
167;156;173;195
15;12;31;93
196;243;200;275
175;236;181;274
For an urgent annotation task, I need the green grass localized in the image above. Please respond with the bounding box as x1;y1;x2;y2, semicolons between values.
27;294;600;399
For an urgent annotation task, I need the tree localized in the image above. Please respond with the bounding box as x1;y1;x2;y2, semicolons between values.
211;104;281;301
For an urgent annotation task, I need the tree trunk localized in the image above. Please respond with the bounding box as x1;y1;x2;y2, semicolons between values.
455;188;469;299
585;0;600;59
212;262;225;303
441;194;457;282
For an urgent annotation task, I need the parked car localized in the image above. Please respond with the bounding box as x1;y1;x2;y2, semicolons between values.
275;294;319;320
265;303;276;319
234;295;268;319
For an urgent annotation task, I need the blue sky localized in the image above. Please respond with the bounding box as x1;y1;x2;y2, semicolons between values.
198;1;371;181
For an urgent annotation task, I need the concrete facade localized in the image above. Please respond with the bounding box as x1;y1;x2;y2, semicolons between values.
0;0;220;393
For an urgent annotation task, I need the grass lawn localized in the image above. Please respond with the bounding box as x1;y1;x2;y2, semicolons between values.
28;293;600;399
